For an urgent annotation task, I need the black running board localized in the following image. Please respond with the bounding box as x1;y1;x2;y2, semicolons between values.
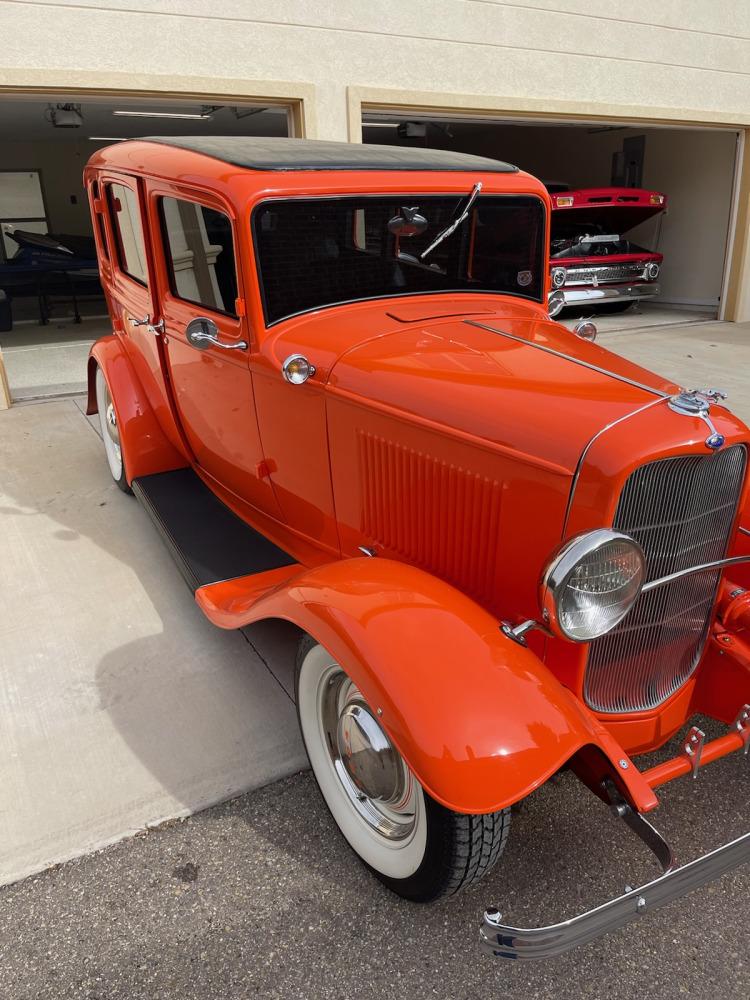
132;468;295;593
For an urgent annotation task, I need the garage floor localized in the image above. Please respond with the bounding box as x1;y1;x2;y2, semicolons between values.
0;317;108;401
559;302;716;334
0;318;747;889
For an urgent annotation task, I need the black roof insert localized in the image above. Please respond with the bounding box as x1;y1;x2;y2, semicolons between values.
138;136;518;173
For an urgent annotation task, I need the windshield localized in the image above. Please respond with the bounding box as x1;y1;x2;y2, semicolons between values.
252;194;545;325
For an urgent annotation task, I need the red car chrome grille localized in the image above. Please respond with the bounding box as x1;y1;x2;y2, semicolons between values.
565;263;646;285
584;445;747;714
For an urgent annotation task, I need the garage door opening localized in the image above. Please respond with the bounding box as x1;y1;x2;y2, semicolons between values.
362;111;740;334
0;93;292;402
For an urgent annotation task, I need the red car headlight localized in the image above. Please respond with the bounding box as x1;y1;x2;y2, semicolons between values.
540;530;646;642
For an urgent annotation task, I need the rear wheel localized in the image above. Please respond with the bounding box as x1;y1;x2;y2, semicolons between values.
95;366;131;493
295;635;510;902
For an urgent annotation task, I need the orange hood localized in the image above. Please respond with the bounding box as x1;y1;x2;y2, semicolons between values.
327;310;678;475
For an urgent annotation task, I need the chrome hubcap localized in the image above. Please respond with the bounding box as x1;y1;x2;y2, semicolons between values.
105;401;119;445
336;702;406;804
320;667;417;841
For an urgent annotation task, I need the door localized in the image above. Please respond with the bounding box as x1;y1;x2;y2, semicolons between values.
150;186;280;518
102;175;168;422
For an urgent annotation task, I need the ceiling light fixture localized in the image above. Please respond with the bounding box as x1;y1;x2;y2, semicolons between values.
46;103;83;128
363;122;399;128
88;136;127;141
112;109;215;120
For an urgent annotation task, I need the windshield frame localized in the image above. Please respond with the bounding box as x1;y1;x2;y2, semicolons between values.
250;191;548;328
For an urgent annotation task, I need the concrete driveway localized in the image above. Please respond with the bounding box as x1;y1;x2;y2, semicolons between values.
0;397;306;887
0;317;748;916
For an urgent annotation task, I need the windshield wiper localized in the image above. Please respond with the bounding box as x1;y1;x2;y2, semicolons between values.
420;181;482;260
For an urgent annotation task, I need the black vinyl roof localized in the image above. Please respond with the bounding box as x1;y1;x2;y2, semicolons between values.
139;136;518;173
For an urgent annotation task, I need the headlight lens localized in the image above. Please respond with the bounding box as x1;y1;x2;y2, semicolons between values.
540;529;645;642
647;262;660;280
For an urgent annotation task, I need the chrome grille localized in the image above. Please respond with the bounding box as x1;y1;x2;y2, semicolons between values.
585;444;747;713
565;263;646;285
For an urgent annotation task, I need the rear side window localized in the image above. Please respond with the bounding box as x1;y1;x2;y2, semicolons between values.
107;183;148;285
159;197;238;316
91;180;109;260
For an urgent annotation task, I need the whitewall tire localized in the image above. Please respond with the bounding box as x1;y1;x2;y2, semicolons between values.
295;635;511;902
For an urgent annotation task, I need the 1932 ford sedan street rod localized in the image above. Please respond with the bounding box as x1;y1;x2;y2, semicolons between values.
83;137;750;960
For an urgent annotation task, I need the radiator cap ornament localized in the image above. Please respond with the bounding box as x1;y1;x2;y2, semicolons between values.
668;389;727;450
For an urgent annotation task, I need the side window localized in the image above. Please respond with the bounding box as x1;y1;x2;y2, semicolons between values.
159;197;238;316
90;180;109;260
107;182;148;285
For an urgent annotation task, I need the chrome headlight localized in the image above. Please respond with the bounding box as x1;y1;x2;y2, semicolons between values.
540;529;645;642
647;262;660;280
551;266;567;288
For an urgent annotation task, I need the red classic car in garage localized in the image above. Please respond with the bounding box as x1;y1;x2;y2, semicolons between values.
83;137;749;961
547;186;666;317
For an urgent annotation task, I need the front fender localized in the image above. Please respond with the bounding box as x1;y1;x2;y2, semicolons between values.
196;558;657;815
87;336;186;484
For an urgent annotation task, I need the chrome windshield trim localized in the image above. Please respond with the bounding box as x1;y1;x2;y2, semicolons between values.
641;553;750;593
464;320;670;399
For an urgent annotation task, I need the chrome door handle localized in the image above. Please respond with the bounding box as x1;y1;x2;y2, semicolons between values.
129;314;164;335
192;332;248;351
186;317;247;352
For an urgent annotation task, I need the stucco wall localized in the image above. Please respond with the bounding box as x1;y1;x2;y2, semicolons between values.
3;1;750;138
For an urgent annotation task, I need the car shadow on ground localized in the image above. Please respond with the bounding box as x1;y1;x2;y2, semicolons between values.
0;401;307;841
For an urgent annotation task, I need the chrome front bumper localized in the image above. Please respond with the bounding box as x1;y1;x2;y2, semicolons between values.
549;282;660;316
481;828;750;960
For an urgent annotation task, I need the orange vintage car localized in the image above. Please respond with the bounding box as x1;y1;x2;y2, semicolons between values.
83;137;750;961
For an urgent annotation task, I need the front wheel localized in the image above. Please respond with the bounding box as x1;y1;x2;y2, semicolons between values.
295;636;510;902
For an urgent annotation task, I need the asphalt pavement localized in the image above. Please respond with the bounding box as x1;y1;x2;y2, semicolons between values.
2;716;748;999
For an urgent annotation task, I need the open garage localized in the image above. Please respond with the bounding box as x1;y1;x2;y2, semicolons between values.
0;93;293;402
361;110;741;332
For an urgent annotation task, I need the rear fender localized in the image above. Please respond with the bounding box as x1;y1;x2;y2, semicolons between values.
196;558;657;815
87;336;186;484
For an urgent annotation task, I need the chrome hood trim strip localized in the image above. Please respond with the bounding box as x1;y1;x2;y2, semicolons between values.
464;320;670;399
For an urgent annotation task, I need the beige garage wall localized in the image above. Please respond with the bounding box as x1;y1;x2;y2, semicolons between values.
4;1;750;139
3;0;750;317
